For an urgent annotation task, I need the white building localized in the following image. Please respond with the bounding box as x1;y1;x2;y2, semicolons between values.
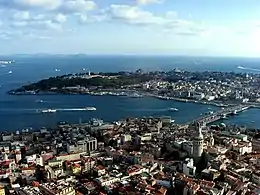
232;141;252;155
193;93;205;100
26;154;44;166
95;175;120;186
141;133;152;141
205;95;215;101
182;158;196;177
121;134;132;145
67;137;97;154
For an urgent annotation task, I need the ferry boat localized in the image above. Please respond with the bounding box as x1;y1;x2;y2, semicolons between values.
169;107;178;112
41;109;57;113
0;60;14;64
84;107;96;111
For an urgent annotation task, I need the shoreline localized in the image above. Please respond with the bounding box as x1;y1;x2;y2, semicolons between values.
8;89;233;108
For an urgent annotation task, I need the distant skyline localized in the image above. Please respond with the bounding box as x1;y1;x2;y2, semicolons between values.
0;0;260;57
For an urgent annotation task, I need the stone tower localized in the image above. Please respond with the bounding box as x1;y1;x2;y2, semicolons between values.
209;132;214;146
193;122;204;162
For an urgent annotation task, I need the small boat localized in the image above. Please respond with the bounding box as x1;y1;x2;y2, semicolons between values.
36;100;43;103
41;109;57;113
8;71;12;74
55;69;60;72
169;107;178;112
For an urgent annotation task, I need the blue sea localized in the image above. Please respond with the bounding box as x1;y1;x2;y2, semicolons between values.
1;55;260;131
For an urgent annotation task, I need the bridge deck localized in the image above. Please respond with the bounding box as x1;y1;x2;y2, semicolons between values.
192;105;250;125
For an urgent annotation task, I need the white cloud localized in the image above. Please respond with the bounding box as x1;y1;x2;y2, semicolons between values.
54;13;67;23
0;32;12;40
136;0;162;5
12;19;63;32
24;33;53;39
60;0;96;13
34;14;46;20
12;21;29;27
78;13;107;23
13;11;30;20
12;0;62;10
106;5;165;25
0;0;246;42
38;20;63;31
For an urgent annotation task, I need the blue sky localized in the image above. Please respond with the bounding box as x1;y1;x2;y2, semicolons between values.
0;0;260;56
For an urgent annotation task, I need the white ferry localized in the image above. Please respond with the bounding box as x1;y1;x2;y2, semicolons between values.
0;60;14;64
41;109;57;113
169;107;178;112
85;107;96;111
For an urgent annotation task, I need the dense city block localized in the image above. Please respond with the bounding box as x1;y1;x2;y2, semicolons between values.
0;116;259;194
9;70;260;105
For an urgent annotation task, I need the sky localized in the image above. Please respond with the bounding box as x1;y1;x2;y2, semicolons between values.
0;0;260;56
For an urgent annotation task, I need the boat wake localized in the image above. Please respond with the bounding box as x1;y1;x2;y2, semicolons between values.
237;66;260;72
37;107;97;113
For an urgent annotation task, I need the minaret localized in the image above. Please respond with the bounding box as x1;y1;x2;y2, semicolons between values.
193;122;204;162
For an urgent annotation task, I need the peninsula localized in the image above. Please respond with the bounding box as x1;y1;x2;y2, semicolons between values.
8;69;260;105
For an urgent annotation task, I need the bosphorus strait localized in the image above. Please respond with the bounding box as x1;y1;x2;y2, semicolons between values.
1;55;260;131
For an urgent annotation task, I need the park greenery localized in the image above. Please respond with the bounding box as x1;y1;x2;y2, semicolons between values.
10;72;154;93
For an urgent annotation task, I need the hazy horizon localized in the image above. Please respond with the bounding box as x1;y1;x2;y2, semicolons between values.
1;54;260;59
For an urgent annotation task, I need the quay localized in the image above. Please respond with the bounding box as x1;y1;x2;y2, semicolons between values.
193;105;251;126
